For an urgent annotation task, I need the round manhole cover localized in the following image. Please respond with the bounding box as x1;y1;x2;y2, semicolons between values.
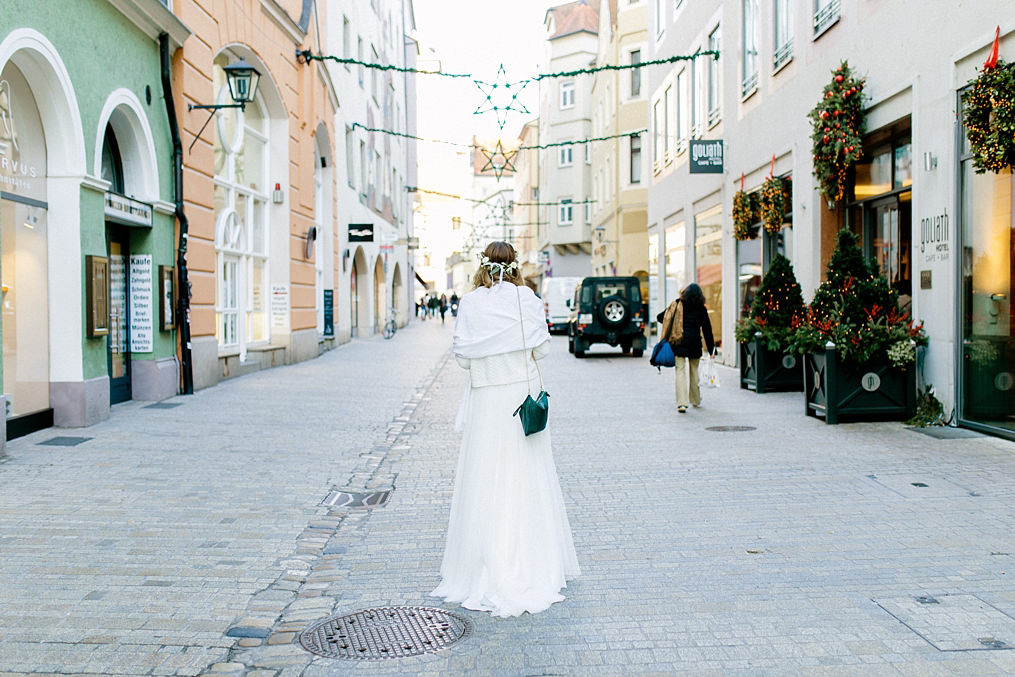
298;606;472;660
705;425;757;432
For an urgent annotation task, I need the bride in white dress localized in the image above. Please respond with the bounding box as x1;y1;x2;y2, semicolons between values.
430;241;580;618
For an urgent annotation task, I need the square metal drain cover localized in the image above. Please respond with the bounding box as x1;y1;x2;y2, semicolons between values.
875;594;1015;651
322;489;392;509
143;402;183;409
37;436;92;447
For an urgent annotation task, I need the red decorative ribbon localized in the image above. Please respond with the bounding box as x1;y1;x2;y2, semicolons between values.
740;172;745;190
769;154;776;179
985;25;1000;70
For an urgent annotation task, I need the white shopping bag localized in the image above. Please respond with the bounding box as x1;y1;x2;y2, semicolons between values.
699;356;720;389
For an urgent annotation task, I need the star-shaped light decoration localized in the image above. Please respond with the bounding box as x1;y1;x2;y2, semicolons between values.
474;64;531;130
486;195;512;225
479;140;518;181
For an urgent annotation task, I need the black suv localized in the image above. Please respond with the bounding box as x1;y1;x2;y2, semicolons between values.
566;276;647;358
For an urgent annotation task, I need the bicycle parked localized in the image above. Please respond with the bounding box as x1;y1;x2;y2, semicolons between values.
383;306;399;339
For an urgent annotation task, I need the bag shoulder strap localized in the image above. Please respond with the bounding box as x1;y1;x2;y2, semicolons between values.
515;286;544;394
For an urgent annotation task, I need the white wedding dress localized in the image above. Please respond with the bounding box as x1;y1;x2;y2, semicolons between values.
430;283;580;618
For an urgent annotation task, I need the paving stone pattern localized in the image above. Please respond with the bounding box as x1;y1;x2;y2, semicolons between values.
1;323;1015;675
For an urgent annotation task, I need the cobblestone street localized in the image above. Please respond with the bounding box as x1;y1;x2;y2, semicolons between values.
2;320;1015;675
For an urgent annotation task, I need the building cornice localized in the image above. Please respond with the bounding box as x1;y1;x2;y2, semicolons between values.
105;0;191;52
81;174;112;193
260;0;306;46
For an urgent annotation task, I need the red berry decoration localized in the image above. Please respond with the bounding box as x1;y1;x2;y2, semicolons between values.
809;61;866;205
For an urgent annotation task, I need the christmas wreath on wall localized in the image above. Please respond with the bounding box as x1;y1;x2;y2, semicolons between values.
732;189;758;240
962;29;1015;174
808;61;866;206
760;176;788;233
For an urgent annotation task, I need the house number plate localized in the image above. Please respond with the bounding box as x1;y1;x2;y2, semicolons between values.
861;372;881;392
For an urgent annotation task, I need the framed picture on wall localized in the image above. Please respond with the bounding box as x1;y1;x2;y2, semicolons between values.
86;255;109;337
159;265;175;331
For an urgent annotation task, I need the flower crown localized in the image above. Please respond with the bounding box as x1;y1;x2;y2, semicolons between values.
479;253;518;275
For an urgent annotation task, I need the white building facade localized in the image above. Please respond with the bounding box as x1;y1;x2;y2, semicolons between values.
325;0;418;338
647;0;1015;438
538;1;599;280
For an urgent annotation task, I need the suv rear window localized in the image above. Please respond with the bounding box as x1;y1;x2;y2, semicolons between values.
595;284;627;301
580;281;642;304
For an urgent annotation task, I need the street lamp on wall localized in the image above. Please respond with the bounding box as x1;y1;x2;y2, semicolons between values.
186;58;262;152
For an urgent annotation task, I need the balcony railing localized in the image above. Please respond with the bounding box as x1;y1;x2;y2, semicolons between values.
707;107;721;128
813;0;841;37
773;40;793;71
741;72;759;100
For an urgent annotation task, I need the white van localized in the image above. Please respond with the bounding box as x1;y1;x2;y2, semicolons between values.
540;276;582;334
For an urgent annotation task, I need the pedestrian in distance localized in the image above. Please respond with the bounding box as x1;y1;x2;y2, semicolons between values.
428;293;440;318
657;283;716;413
418;295;428;320
431;241;580;618
439;293;448;324
450;291;460;317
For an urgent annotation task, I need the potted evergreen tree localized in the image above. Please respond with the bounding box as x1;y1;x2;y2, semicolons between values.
790;229;927;424
736;254;806;393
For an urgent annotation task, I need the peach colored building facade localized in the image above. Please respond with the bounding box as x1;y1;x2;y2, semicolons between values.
171;0;339;389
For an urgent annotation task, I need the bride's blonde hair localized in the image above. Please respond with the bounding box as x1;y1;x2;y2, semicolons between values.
473;241;524;288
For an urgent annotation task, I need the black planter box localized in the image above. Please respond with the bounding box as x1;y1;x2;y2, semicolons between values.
739;334;803;393
804;345;916;424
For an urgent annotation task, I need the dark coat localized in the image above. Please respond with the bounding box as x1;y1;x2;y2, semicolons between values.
657;301;715;359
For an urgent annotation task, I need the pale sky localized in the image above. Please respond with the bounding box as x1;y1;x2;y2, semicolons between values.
413;0;553;145
411;0;558;290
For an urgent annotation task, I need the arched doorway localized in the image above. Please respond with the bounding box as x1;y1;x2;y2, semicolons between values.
351;246;368;336
1;29;86;437
95;91;162;404
391;263;404;327
373;255;386;334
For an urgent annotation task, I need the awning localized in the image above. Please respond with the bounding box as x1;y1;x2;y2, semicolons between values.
414;271;431;288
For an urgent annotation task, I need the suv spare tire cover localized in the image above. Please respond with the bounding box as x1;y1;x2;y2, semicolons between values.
598;295;629;326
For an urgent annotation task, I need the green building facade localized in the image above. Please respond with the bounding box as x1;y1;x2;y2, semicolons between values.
0;0;189;446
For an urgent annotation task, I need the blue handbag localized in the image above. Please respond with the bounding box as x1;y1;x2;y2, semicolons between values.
649;340;675;370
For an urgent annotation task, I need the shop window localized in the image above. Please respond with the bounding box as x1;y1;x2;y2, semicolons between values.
695;206;723;348
664;222;685;305
847;126;913;305
1;61;51;436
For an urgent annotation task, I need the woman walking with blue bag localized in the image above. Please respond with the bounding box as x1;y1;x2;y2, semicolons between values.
657;283;716;413
431;241;580;618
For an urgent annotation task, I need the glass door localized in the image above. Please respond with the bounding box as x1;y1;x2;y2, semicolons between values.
107;228;131;404
959;153;1015;433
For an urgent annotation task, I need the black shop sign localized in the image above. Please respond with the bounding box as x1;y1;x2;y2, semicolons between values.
348;223;374;242
689;139;724;174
